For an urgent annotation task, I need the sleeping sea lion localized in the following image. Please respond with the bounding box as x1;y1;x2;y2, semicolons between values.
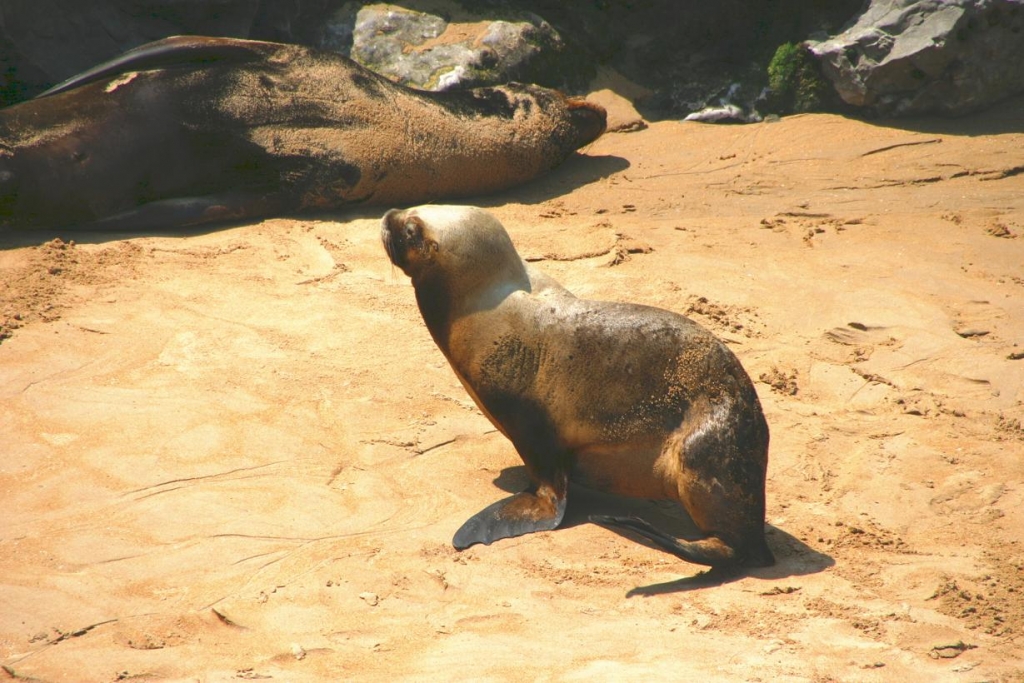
0;36;606;230
381;205;774;569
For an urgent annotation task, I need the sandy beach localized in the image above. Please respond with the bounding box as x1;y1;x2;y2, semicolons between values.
2;92;1023;681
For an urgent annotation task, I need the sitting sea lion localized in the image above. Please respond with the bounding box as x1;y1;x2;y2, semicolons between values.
0;36;606;230
381;205;774;568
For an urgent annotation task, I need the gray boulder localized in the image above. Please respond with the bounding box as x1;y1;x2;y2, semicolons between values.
320;3;579;91
808;0;1024;117
0;0;261;103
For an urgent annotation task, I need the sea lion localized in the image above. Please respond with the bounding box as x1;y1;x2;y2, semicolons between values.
0;36;606;231
381;205;774;569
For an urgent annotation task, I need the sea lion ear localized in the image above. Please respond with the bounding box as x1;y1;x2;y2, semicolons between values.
401;216;438;260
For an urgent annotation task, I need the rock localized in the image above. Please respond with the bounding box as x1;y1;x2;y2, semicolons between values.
0;0;261;104
320;3;586;92
0;1;594;105
12;0;1020;121
0;0;868;120
586;67;650;132
249;0;336;44
528;0;860;121
587;89;648;133
684;102;759;124
808;0;1024;117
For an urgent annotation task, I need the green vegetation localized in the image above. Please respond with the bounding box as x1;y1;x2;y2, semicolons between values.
766;41;833;114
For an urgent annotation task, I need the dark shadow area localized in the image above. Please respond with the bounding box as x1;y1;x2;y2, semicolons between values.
620;525;834;597
0;152;627;250
0;220;261;250
474;152;630;208
855;93;1024;137
490;465;834;595
490;464;530;494
1;0;865;115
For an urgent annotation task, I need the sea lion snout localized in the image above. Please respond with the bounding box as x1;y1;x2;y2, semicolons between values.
381;208;434;276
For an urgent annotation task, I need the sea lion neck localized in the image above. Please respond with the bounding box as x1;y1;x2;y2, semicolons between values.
436;237;530;313
413;251;530;332
414;278;454;350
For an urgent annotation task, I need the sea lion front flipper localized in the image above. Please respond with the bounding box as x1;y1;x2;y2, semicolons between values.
37;36;277;99
86;193;286;231
453;489;568;550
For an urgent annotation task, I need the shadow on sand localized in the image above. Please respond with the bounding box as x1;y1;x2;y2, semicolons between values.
0;152;629;250
852;92;1024;137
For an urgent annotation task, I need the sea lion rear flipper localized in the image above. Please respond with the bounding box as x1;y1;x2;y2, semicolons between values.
37;36;278;99
590;515;773;568
453;490;567;550
85;193;285;231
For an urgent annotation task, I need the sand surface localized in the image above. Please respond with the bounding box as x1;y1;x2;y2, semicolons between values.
2;94;1023;682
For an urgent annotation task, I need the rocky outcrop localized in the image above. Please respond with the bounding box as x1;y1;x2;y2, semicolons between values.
1;0;864;117
0;1;592;105
0;0;262;104
5;0;1024;120
808;0;1024;117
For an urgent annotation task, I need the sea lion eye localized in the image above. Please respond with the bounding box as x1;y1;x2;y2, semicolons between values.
404;221;418;239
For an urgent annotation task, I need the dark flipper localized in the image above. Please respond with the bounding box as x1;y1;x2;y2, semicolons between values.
37;36;278;99
453;489;568;550
591;515;775;569
83;193;286;232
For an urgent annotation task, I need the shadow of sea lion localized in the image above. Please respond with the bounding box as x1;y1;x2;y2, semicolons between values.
0;152;629;251
476;152;630;208
491;465;834;595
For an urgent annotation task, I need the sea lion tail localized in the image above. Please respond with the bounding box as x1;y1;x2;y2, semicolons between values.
590;515;775;568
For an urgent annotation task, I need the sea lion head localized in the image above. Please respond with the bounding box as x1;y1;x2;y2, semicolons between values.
564;97;608;149
435;81;607;155
495;83;607;151
381;204;529;296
